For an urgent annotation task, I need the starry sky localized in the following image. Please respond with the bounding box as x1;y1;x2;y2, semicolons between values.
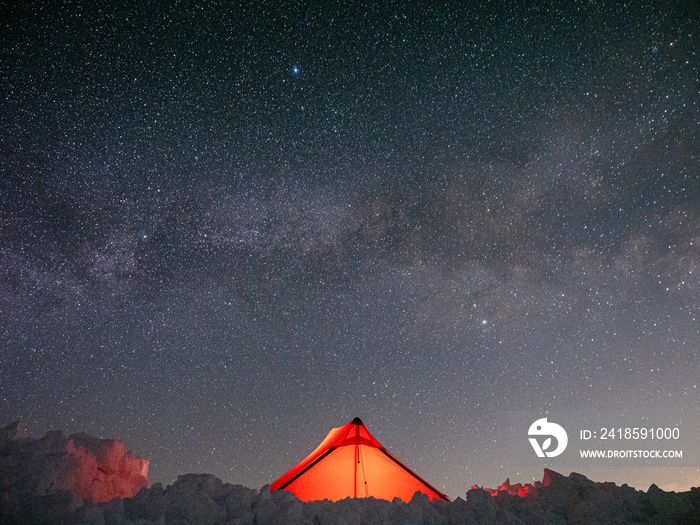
1;1;699;498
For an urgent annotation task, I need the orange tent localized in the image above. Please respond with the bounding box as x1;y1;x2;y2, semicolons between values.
271;417;449;502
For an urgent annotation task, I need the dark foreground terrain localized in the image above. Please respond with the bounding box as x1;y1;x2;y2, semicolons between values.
1;422;699;524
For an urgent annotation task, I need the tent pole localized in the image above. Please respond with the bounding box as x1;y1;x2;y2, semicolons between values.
354;421;359;498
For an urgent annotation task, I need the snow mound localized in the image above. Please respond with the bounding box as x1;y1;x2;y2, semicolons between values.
0;420;148;506
1;422;699;524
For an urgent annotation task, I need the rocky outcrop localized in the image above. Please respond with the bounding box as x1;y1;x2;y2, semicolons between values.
0;420;148;505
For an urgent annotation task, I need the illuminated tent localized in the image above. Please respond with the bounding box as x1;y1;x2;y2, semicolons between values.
271;417;449;502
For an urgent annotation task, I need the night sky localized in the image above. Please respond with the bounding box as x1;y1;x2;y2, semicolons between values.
1;1;699;498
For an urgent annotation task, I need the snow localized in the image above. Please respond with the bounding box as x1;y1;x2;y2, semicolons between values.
0;421;148;503
1;422;699;524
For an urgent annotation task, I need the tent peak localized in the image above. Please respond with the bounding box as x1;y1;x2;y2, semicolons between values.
351;417;363;425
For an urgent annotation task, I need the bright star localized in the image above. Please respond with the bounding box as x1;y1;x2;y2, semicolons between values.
292;66;299;74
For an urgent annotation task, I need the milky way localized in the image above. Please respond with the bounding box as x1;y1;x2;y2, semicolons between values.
1;1;698;497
